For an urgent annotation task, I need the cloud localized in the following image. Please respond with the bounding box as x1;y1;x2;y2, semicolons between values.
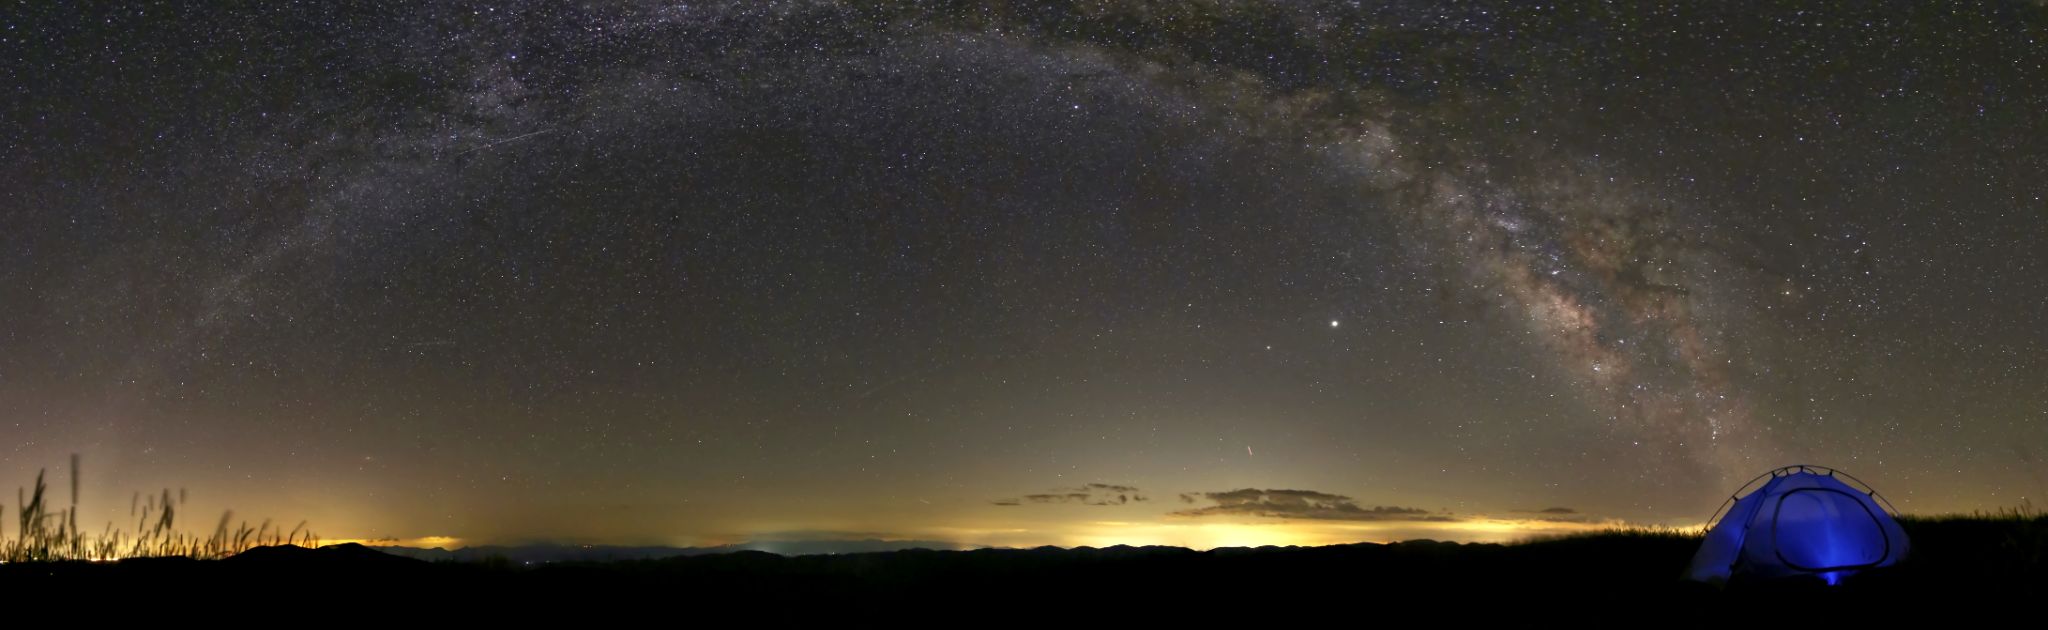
1172;489;1457;522
1079;483;1140;494
995;483;1149;507
1510;507;1597;523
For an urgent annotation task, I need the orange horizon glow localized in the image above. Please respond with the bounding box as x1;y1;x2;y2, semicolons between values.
309;516;1677;552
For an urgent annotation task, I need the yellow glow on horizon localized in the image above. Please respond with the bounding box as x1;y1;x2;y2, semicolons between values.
888;516;1628;551
310;516;1653;552
1090;520;1351;548
318;535;465;549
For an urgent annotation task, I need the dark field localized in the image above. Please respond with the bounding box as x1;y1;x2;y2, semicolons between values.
5;513;2040;624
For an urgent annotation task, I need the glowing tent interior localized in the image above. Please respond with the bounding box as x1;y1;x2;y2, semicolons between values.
1684;465;1910;586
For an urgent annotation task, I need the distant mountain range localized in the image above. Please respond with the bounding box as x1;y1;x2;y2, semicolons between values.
370;538;969;563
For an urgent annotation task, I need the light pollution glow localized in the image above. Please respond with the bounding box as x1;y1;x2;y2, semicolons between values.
321;518;1636;553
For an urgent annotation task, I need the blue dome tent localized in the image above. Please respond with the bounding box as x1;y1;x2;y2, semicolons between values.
1684;465;1909;585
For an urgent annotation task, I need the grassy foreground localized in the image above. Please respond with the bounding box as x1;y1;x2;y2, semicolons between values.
4;510;2042;623
2;464;317;562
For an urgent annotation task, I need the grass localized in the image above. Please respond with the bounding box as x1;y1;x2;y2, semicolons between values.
1506;501;2048;586
1893;502;2048;579
1520;523;1707;545
2;457;317;563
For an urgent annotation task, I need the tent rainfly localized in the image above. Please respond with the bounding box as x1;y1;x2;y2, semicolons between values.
1684;465;1909;586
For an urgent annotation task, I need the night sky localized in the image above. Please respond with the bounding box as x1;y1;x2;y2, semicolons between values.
4;1;2045;550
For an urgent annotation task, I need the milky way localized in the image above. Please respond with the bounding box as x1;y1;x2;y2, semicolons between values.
1058;33;1779;481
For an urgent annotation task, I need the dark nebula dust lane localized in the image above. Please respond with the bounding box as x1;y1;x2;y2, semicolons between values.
3;2;2045;547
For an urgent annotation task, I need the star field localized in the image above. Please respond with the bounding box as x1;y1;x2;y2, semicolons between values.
2;1;2044;547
